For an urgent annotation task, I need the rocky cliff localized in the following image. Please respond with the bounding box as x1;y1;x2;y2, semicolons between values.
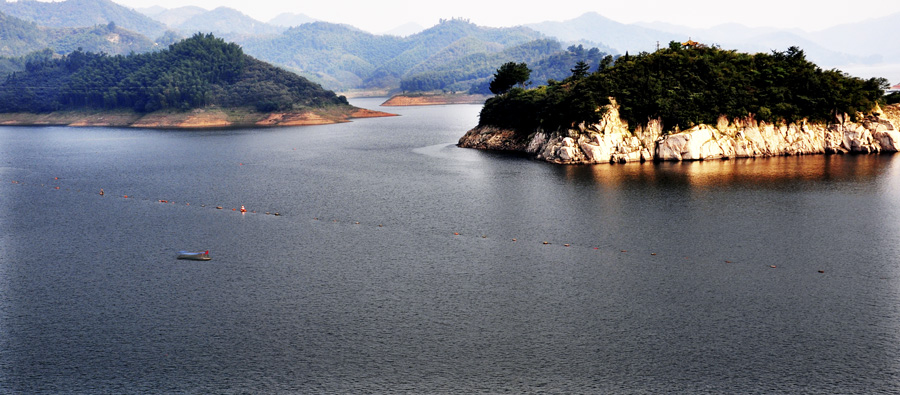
458;103;900;164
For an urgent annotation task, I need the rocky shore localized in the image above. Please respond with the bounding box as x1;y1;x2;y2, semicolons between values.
458;102;900;164
0;106;396;129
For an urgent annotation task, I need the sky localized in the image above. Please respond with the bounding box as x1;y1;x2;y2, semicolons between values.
110;0;900;35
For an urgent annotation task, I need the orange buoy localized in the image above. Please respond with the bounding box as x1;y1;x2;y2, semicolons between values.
454;232;460;235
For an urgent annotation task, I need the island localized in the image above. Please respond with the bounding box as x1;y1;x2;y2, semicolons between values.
459;42;900;163
0;33;395;128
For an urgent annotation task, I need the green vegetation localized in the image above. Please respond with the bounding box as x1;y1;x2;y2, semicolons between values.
398;42;610;95
478;43;888;136
886;92;900;105
242;19;581;92
0;33;348;113
489;62;531;94
0;11;156;61
0;0;168;39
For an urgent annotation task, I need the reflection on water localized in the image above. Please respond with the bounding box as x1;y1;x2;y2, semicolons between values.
560;154;897;190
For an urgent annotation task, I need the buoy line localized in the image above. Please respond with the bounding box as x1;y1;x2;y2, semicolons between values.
2;176;286;217
3;175;797;269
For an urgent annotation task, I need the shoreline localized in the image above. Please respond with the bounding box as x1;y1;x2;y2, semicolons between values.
381;93;489;106
0;106;397;129
459;104;900;164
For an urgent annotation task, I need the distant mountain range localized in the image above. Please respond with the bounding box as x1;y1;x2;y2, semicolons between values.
238;19;554;91
0;0;167;39
526;11;896;68
0;0;896;91
0;10;155;58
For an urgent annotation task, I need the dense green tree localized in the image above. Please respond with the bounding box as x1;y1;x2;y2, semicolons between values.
489;62;531;94
570;60;590;79
478;44;888;136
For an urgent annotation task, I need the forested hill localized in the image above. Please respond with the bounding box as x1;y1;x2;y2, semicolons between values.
479;43;888;135
0;33;348;113
0;0;168;39
240;18;548;91
0;11;155;58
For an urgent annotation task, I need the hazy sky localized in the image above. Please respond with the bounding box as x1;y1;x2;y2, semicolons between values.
111;0;900;34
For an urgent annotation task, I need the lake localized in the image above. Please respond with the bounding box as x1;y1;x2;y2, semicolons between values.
1;98;899;393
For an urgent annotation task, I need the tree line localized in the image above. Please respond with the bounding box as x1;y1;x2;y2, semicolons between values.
479;42;889;136
0;33;348;113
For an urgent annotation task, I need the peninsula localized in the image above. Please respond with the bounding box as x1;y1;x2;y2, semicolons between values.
459;43;899;163
0;33;395;128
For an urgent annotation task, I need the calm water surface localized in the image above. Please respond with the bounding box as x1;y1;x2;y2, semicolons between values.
1;98;899;393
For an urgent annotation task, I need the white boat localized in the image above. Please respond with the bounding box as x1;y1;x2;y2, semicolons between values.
177;251;211;261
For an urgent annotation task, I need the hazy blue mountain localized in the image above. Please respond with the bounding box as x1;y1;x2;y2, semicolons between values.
633;19;880;67
0;10;155;58
526;12;672;54
173;7;284;38
268;12;317;28
140;6;207;28
807;12;900;63
135;5;166;16
0;0;168;39
241;18;546;91
536;13;880;69
381;22;425;37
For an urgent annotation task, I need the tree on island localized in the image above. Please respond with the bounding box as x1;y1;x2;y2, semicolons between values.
489;61;531;95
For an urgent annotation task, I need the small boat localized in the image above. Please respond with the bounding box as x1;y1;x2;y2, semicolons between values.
177;250;211;261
